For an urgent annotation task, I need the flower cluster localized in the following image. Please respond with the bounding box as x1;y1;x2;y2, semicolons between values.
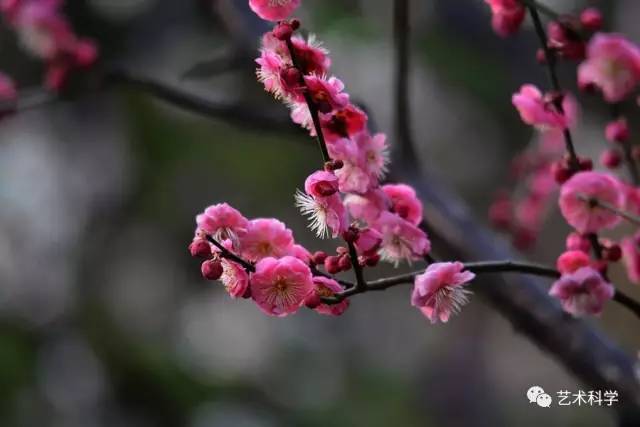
485;3;640;317
186;1;479;324
0;0;98;96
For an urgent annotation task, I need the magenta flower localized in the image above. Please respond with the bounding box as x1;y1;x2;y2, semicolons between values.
196;203;249;248
605;117;630;143
289;35;331;76
549;267;614;317
578;33;640;103
250;256;314;317
304;170;339;197
327;137;372;194
382;184;423;226
556;250;591;275
239;218;295;261
256;50;303;101
249;0;301;22
354;228;382;256
512;85;571;130
309;276;349;316
287;243;312;263
303;75;349;113
220;259;250;299
411;262;475;323
484;0;525;37
321;104;368;141
621;233;640;285
374;211;431;265
558;172;624;233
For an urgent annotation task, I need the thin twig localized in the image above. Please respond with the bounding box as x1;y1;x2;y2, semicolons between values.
611;104;640;186
206;236;256;272
519;0;562;21
347;241;367;291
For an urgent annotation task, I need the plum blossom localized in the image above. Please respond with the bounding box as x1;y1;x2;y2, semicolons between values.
605;117;630;143
256;50;303;101
344;189;389;224
249;0;301;22
295;190;347;238
196;203;249;248
621;234;640;285
308;276;349;316
578;33;640;103
556;250;591;274
320;104;367;141
374;211;431;265
303;75;349;113
239;218;295;261
411;262;475;323
327;137;372;194
304;170;339;197
549;267;614;317
558;172;624;233
356;132;389;181
250;256;314;317
382;184;423;226
512;85;574;130
220;259;250;299
484;0;526;37
354;228;382;256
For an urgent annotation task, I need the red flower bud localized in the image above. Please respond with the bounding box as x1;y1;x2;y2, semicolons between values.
201;259;223;280
600;149;621;169
189;239;212;258
580;8;603;32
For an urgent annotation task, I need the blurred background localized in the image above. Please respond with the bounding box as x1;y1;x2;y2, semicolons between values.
0;0;639;426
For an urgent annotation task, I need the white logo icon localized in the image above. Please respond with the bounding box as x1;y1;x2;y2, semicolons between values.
527;386;545;403
536;393;553;408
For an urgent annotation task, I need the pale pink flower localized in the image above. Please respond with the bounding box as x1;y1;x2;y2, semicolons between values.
256;50;303;101
578;33;640;103
355;132;389;182
250;256;314;317
374;211;431;265
304;170;339;197
303;75;349;113
382;184;423;226
239;218;295;261
344;189;390;224
558;171;624;233
512;85;571;130
289;100;314;132
310;276;349;316
549;267;614;317
621;233;640;285
484;0;525;37
196;203;248;248
220;259;250;299
411;262;475;323
556;250;591;274
295;191;348;238
249;0;301;22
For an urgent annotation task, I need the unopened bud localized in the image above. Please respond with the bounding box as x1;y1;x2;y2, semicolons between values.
201;259;223;280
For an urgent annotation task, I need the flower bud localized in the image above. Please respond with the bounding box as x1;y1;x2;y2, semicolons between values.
201;259;223;280
578;157;593;171
605;118;629;143
273;22;294;40
605;244;622;262
600;149;621;169
312;251;328;265
324;159;344;171
580;8;603;32
304;292;322;309
324;256;341;274
189;239;211;258
337;255;352;271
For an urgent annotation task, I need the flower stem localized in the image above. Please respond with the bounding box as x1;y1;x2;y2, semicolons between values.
206;236;256;272
518;0;561;21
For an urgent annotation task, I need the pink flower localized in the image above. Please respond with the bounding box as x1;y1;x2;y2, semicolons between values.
239;218;295;261
512;85;571;130
354;228;382;255
304;170;339;197
578;33;640;103
287;243;312;263
327;137;371;194
556;250;591;274
484;0;525;37
196;203;249;248
295;191;348;238
374;211;431;265
256;50;303;101
249;0;301;22
621;233;640;285
411;262;475;323
303;75;349;114
558;171;624;233
220;259;250;298
565;232;591;253
549;267;614;317
382;184;423;226
290;34;330;76
344;189;389;224
289;100;314;132
309;276;349;316
356;132;389;182
250;256;314;317
320;104;367;141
